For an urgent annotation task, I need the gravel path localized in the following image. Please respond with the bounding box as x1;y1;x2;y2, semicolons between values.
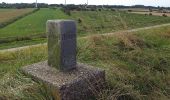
1;23;170;53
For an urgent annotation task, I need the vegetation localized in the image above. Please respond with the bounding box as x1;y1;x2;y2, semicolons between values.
0;38;46;50
0;8;37;28
0;8;68;38
0;25;170;99
2;8;170;38
1;8;170;49
71;10;170;36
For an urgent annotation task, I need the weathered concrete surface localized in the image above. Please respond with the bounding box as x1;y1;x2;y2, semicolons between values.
47;20;77;71
22;61;105;100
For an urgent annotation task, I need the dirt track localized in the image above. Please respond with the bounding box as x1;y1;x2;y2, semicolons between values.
1;23;170;53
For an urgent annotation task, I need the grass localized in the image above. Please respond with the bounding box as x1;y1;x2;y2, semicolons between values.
0;8;68;38
0;9;170;49
0;8;35;24
0;25;170;99
1;9;170;38
71;10;170;36
1;9;170;49
0;38;46;50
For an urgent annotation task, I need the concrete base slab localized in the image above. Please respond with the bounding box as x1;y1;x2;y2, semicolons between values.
22;61;105;100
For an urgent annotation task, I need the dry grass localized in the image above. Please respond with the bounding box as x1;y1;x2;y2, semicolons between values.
160;30;170;39
0;8;34;24
115;32;152;51
130;11;170;17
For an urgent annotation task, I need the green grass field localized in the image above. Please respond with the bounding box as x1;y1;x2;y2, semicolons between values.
1;8;170;38
0;25;170;99
0;8;68;38
71;10;170;36
1;8;170;50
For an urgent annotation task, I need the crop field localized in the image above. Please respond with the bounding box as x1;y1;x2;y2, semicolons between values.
131;11;170;17
0;8;35;24
0;25;170;99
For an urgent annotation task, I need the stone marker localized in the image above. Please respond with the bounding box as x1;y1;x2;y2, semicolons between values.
47;20;76;71
22;20;105;100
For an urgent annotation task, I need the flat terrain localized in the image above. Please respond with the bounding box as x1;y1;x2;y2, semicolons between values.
131;11;170;17
0;8;35;24
0;25;170;99
119;8;150;12
0;8;68;38
1;8;170;50
1;8;170;38
71;10;170;36
1;23;170;51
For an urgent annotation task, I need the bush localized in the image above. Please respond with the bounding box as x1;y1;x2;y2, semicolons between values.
98;8;102;11
162;14;168;17
128;10;132;12
149;13;152;16
111;8;116;11
61;7;71;16
78;18;82;23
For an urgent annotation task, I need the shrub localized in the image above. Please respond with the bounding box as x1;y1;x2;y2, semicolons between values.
149;13;152;16
162;14;168;17
98;8;102;11
128;10;132;12
78;18;82;23
111;9;116;11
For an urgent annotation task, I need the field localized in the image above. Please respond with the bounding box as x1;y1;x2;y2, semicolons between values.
1;9;170;38
0;8;68;38
0;25;170;99
1;8;170;50
0;8;35;24
131;11;170;17
0;7;170;100
119;8;150;12
71;10;170;36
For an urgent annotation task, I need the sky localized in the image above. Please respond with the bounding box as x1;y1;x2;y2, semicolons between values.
0;0;170;7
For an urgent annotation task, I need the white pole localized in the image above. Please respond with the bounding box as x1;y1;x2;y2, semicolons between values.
35;0;37;8
65;0;67;5
87;0;88;5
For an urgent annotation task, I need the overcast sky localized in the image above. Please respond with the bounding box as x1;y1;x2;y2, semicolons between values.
0;0;169;7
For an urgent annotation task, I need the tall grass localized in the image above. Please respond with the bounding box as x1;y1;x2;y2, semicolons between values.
0;22;170;99
77;26;170;99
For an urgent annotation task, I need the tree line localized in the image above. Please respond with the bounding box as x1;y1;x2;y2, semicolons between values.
0;2;169;11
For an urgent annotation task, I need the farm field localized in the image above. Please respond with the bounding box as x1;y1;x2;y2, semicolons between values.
0;25;170;99
0;8;35;24
1;8;170;38
0;8;68;38
131;11;170;17
1;8;170;50
119;8;150;12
